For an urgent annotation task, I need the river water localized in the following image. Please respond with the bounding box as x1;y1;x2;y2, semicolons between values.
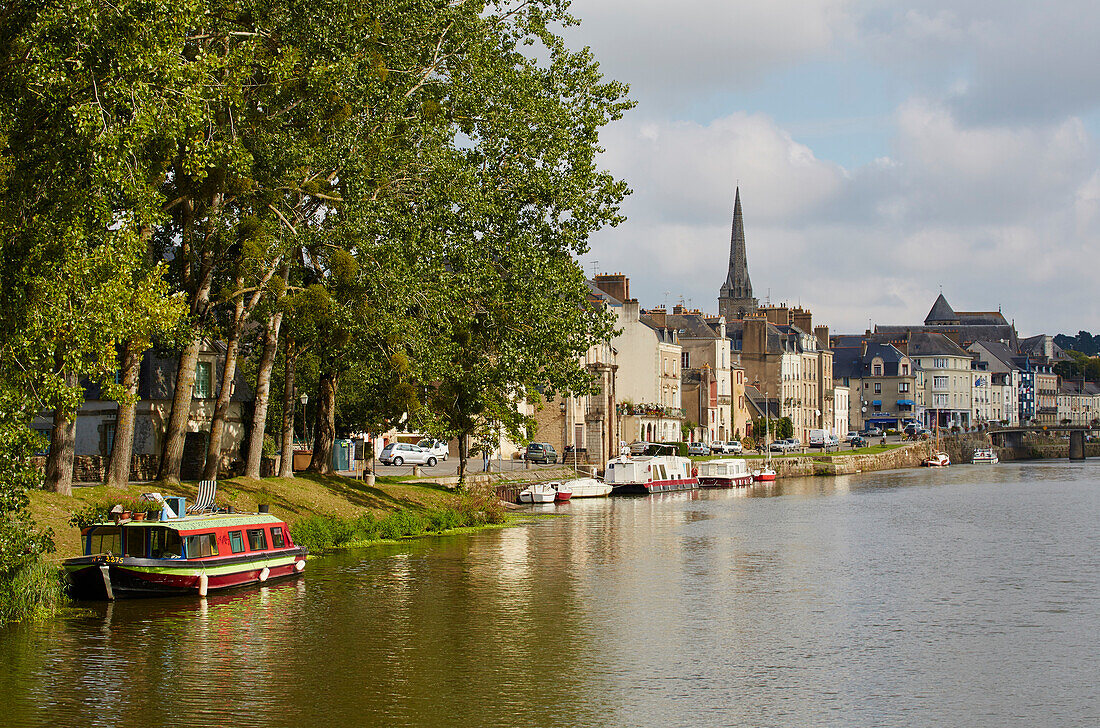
2;461;1098;727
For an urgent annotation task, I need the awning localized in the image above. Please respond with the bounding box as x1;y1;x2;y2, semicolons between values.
872;400;882;406
897;399;915;405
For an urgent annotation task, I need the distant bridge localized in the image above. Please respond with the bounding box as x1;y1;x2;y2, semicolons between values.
988;424;1098;460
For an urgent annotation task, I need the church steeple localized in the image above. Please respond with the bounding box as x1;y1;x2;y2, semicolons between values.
718;187;758;321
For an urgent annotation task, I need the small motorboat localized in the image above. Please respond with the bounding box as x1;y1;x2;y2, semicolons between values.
518;484;557;503
751;467;777;482
559;477;612;498
922;452;951;467
553;482;572;501
971;448;999;464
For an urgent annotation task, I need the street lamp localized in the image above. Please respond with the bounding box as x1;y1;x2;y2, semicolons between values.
299;393;309;448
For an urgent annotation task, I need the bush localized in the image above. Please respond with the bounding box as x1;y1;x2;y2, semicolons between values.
657;441;688;457
0;558;67;626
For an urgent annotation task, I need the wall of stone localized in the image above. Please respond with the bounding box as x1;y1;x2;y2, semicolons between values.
32;454;161;484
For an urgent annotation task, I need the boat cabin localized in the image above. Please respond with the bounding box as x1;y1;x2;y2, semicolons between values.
81;514;297;561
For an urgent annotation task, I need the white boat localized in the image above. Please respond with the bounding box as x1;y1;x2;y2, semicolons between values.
559;477;612;498
922;451;950;467
697;459;753;487
518;483;557;503
553;482;572;501
972;447;999;464
605;447;697;494
751;466;776;482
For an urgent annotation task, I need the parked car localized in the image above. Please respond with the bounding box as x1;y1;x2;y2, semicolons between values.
807;429;828;449
379;442;438;467
849;435;867;448
769;438;800;452
525;442;558;464
417;439;449;461
823;435;841;452
844;431;861;443
711;440;743;454
861;426;883;437
687;442;710;456
629;440;650;455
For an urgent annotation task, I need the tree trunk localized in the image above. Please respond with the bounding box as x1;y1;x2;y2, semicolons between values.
307;367;339;474
245;307;284;479
44;372;79;495
202;307;243;481
157;335;201;484
277;343;298;478
457;434;468;486
106;341;143;488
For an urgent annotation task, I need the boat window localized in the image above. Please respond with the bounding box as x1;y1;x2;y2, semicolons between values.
87;526;121;556
150;529;182;559
185;532;219;558
124;527;147;558
229;530;245;554
247;528;268;551
270;527;286;549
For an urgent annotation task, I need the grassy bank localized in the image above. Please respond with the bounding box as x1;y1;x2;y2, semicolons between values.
27;473;499;561
0;557;68;626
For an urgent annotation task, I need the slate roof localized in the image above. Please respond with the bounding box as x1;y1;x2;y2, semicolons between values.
968;340;1019;372
875;323;1018;350
744;384;780;419
925;293;957;324
829;337;910;379
657;312;722;339
905;331;972;358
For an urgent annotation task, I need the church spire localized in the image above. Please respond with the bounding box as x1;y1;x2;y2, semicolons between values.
718;186;758;320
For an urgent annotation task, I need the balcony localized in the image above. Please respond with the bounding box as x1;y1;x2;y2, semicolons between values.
616;402;684;419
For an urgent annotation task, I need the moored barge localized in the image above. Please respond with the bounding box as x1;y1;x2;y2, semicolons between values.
697;458;754;487
605;450;698;494
63;512;307;600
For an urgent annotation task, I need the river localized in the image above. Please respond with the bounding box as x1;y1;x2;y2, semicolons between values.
2;460;1098;727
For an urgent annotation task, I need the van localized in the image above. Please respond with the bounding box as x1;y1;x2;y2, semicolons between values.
807;429;828;449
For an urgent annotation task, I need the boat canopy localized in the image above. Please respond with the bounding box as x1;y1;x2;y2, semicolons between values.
84;512;285;534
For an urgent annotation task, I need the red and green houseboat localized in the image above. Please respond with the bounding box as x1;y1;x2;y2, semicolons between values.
63;512;307;600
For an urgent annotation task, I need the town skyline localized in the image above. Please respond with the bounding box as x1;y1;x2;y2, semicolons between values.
565;1;1100;334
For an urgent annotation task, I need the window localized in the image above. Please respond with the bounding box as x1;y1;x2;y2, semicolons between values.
194;361;212;398
150;529;182;558
103;422;116;457
185;532;219;558
874;383;881;394
229;530;245;554
247;528;268;551
934;376;949;389
899;383;910;393
901;363;910;376
125;527;147;558
87;526;121;556
681;351;690;369
873;364;883;376
934;358;948;369
271;527;286;549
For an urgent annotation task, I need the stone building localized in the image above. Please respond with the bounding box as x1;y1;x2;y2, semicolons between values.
831;337;923;431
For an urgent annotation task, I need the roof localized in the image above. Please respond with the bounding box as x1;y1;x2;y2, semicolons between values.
968;340;1019;371
875;323;1018;350
659;312;722;339
905;331;972;358
585;279;622;306
925;294;957;324
90;512;285;532
744;384;780;418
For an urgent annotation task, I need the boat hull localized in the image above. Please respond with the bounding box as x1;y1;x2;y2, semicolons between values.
613;478;698;495
561;479;612;498
63;549;307;600
698;475;754;488
752;471;777;482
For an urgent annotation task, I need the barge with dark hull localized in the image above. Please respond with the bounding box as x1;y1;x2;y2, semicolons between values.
63;513;307;600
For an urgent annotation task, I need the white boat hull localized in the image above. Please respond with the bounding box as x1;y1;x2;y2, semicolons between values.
561;478;612;498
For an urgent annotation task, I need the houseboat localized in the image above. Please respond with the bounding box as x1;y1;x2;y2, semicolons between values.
605;447;698;494
697;458;754;487
63;512;307;600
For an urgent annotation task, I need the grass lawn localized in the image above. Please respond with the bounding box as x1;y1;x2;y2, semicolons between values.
28;473;466;561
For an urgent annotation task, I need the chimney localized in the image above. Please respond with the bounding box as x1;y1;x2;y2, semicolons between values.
814;325;829;350
623;299;640;323
743;317;767;355
646;307;667;327
592;273;629;303
792;308;813;333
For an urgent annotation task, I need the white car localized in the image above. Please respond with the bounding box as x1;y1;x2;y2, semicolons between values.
417;439;449;461
687;442;710;456
710;440;743;454
379;443;438;467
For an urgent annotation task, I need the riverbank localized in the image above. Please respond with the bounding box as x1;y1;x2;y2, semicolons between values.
27;472;554;561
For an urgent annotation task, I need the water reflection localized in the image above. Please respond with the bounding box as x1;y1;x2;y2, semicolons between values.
3;460;1099;727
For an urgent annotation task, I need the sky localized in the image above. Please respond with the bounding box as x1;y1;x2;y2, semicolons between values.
564;0;1100;336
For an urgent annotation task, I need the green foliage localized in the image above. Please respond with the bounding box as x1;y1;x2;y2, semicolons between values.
289;497;503;552
0;557;67;627
657;441;689;457
775;417;795;440
261;435;278;460
0;412;54;582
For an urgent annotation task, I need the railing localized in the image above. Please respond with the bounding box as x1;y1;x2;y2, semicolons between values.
616;403;684;418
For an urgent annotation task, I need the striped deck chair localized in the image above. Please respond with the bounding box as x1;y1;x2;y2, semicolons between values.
186;480;219;514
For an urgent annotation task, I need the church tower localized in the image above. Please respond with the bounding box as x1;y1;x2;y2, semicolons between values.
718;187;758;321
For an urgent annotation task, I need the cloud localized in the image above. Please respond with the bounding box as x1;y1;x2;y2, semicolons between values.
585;105;1100;333
566;0;856;110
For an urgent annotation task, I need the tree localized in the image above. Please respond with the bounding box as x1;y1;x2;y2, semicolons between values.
775;417;794;440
